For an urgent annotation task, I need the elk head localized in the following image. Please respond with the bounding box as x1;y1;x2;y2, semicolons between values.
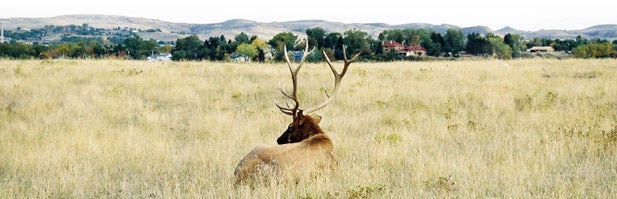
275;40;360;145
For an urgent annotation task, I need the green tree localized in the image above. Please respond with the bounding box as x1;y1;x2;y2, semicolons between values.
234;32;250;44
487;33;512;59
324;32;342;50
551;39;576;51
572;41;614;58
235;43;258;61
306;27;326;49
123;35;143;59
144;39;160;54
204;35;229;61
382;29;405;43
268;32;297;50
120;35;158;59
574;35;589;47
465;33;492;56
172;35;204;60
444;29;465;56
251;38;268;50
494;42;513;60
0;42;36;59
56;43;73;58
527;37;542;49
268;32;297;61
90;41;107;58
503;33;525;58
250;38;269;62
427;32;444;56
343;29;369;57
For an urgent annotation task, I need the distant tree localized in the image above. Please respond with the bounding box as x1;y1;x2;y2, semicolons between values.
123;35;143;58
269;32;297;50
465;32;492;55
575;35;589;47
159;45;174;53
56;43;73;58
572;41;614;58
343;29;370;57
203;35;230;61
142;39;160;56
90;41;107;58
431;32;445;48
411;34;421;46
382;29;405;43
0;42;36;59
503;33;515;48
251;38;268;50
527;37;542;48
172;35;204;60
443;29;465;56
370;39;384;57
234;32;250;44
378;32;386;41
306;27;326;49
120;35;159;59
572;45;589;58
503;33;525;57
487;34;512;59
427;32;444;56
481;33;511;59
268;32;297;61
235;43;258;61
551;39;576;51
256;48;265;63
324;32;342;50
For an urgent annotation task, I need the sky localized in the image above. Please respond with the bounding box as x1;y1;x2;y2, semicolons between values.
1;0;615;31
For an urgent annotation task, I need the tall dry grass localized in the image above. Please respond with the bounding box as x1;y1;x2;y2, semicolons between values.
0;59;616;198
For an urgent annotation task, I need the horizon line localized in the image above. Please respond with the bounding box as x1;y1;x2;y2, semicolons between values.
1;14;616;32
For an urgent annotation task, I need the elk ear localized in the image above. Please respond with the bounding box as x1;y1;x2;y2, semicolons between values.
313;115;322;124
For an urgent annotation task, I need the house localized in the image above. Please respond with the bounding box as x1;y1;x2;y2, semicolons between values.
231;53;250;62
263;48;274;60
382;40;427;57
402;45;427;57
383;40;405;52
289;51;305;61
529;46;555;53
147;53;172;61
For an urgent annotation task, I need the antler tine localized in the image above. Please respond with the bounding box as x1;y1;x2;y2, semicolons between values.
304;45;360;114
275;39;314;116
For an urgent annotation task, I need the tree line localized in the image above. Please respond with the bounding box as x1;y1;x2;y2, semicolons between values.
1;26;616;60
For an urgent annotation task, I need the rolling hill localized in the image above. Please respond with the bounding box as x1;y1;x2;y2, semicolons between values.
1;14;616;42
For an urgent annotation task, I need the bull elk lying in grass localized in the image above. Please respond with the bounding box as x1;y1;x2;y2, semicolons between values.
234;40;360;183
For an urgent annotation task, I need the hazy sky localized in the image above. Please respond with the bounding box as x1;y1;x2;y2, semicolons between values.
1;0;615;31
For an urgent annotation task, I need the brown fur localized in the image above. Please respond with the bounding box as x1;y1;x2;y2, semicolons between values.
277;114;322;144
234;114;337;183
235;43;358;184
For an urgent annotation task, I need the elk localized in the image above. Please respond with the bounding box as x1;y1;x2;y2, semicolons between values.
234;40;360;183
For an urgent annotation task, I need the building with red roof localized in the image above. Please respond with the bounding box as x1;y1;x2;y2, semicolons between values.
382;40;427;57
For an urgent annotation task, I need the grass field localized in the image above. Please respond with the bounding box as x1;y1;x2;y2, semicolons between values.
1;58;616;198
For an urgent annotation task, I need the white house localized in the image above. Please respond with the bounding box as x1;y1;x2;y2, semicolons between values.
147;53;172;61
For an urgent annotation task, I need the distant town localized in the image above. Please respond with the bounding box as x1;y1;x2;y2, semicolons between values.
1;18;616;61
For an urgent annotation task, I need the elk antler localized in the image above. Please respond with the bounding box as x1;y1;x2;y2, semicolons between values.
303;45;361;114
275;39;314;117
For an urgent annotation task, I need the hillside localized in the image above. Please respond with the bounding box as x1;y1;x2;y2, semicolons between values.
1;14;616;41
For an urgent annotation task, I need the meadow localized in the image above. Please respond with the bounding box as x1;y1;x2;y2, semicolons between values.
0;58;616;198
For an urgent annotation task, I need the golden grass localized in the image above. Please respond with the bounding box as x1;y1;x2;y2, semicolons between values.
1;58;616;198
